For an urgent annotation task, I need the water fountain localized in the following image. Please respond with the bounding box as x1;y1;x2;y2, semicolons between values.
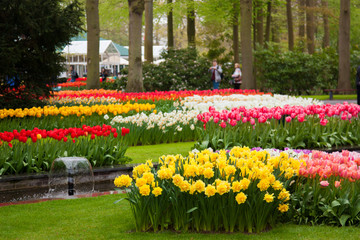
49;157;94;197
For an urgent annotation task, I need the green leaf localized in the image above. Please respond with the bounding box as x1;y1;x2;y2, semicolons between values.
186;207;198;214
114;198;125;204
339;215;350;227
331;200;341;208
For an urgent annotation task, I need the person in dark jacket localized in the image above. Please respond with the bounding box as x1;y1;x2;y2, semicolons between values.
357;66;360;105
100;68;108;82
70;66;78;82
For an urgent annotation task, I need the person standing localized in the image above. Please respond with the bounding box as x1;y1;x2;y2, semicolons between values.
100;68;108;82
209;60;222;90
357;65;360;105
70;65;78;82
231;63;242;90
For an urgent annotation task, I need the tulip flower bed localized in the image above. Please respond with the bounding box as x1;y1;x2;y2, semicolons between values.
66;77;87;82
50;89;268;103
181;94;321;112
57;82;87;88
292;150;360;226
110;110;200;146
0;103;155;131
109;94;323;147
114;147;297;233
195;103;360;150
0;125;130;175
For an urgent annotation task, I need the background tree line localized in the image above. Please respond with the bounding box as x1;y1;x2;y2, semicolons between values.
84;0;356;92
1;0;356;106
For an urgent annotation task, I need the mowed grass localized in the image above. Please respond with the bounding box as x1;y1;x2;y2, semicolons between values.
1;194;360;240
125;141;195;164
302;94;357;100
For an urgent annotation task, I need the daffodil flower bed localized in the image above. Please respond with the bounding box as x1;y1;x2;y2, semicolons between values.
114;147;297;233
110;110;200;145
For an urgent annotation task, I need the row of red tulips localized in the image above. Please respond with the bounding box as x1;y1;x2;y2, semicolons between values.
0;124;130;146
52;89;270;101
57;82;86;88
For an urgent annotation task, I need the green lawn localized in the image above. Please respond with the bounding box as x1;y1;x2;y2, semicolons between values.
302;94;357;100
125;142;195;164
0;194;359;240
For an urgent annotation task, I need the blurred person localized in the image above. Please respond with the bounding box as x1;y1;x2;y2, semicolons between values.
231;63;242;90
69;65;78;82
208;60;222;90
101;68;108;82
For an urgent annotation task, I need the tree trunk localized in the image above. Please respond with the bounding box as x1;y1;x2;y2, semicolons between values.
264;0;272;47
271;4;279;43
306;0;315;54
253;6;256;50
298;0;305;51
167;0;174;48
145;0;153;62
241;0;255;89
321;0;330;48
127;0;145;92
233;1;240;63
255;0;264;46
338;0;351;89
286;0;294;51
187;0;196;47
86;0;100;90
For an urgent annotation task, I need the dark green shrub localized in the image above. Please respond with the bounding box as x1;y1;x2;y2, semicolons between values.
255;46;360;94
143;48;211;91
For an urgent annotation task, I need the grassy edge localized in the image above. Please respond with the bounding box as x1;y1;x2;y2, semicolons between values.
0;194;359;240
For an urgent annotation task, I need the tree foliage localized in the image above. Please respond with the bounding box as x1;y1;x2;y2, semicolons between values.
0;0;83;108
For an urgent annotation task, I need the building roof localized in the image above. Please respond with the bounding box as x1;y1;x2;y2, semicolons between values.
62;40;119;55
113;43;129;56
67;34;128;56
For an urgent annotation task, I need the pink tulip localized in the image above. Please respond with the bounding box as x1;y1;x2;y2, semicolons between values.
258;116;267;123
220;121;226;128
250;118;255;125
320;118;328;126
230;119;237;126
285;116;292;123
320;181;329;187
298;114;305;122
274;112;282;120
